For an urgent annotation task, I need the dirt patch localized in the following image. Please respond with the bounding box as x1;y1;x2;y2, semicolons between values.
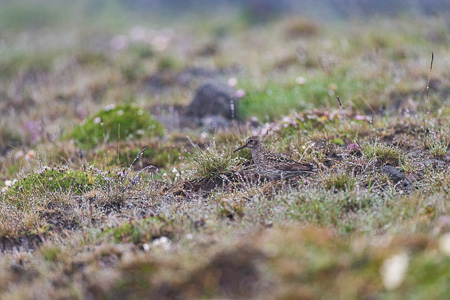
39;203;81;232
165;168;263;198
0;235;43;252
150;246;267;299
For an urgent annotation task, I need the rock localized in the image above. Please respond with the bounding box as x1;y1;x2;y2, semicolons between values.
382;165;405;183
188;81;237;119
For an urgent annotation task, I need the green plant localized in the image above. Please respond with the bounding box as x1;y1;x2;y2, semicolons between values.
69;104;164;149
187;141;244;180
426;135;449;158
362;140;404;165
324;172;357;191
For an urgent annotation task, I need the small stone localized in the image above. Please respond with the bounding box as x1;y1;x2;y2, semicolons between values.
382;165;405;183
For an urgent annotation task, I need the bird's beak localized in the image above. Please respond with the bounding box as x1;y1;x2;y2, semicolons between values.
234;143;248;153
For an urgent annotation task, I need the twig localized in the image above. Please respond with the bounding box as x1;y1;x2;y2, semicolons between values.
336;96;362;149
128;147;148;170
135;165;158;177
425;52;434;116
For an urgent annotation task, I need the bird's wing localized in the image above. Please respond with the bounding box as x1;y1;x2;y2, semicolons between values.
264;153;316;172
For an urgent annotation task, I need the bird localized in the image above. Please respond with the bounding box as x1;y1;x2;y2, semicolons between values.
234;136;316;180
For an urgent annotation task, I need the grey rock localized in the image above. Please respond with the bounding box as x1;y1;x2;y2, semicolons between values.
382;165;405;183
188;81;237;119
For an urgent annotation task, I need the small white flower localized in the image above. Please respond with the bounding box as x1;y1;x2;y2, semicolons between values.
439;233;450;256
105;104;116;111
5;180;12;187
93;117;101;124
380;252;409;291
136;130;144;135
172;168;178;173
117;110;124;116
142;243;150;252
186;233;193;240
48;177;53;181
152;236;171;251
228;77;238;87
296;76;306;85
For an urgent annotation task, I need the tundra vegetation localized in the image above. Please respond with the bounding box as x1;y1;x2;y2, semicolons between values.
0;1;449;299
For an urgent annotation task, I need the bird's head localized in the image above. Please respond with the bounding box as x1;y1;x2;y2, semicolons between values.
234;136;260;152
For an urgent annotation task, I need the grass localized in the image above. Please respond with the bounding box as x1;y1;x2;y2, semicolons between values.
324;172;357;191
186;140;245;181
424;129;450;158
69;104;164;149
0;3;449;299
363;139;405;166
237;72;389;121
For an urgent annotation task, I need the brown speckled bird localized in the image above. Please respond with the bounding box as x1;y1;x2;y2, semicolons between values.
234;136;316;180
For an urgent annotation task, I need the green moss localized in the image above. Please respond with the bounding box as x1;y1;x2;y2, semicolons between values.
3;166;110;205
331;138;345;146
69;104;164;149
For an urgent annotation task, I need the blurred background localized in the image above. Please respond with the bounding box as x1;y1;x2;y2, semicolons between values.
0;0;449;31
0;0;449;164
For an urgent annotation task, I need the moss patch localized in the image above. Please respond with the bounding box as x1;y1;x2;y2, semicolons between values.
69;104;164;149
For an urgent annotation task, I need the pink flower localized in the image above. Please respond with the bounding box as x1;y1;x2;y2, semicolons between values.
235;89;246;98
355;114;369;121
